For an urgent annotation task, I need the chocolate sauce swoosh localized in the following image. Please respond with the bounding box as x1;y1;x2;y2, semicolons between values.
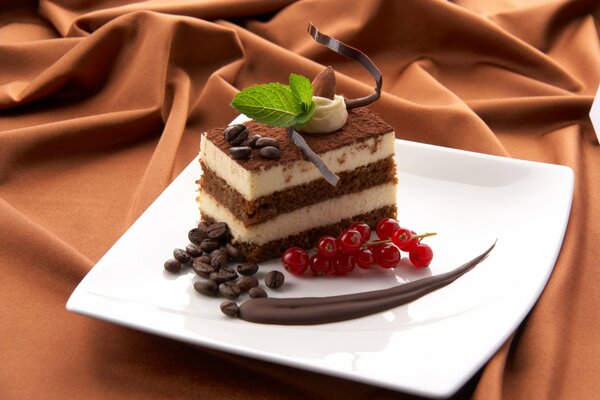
308;22;382;110
238;242;496;325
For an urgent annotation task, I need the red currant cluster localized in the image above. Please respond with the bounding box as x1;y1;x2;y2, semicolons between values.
281;218;436;276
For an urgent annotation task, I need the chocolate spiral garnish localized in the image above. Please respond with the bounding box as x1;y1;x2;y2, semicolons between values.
238;241;496;325
308;22;382;109
287;128;340;186
286;23;384;186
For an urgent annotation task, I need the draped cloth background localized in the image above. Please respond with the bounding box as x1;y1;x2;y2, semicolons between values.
1;0;598;398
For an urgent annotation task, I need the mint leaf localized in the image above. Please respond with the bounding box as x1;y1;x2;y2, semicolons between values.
231;74;316;128
289;73;313;112
294;101;316;125
231;82;302;128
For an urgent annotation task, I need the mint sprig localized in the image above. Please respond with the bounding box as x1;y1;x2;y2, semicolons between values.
231;74;315;128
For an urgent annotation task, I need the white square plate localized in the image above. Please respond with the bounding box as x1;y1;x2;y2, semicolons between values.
67;138;573;398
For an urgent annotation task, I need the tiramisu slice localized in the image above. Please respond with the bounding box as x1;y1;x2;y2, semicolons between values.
198;107;397;262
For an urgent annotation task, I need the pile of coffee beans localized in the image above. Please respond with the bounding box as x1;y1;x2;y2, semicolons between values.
224;124;280;161
163;220;285;318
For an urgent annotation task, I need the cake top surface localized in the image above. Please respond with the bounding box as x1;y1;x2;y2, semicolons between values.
203;107;393;171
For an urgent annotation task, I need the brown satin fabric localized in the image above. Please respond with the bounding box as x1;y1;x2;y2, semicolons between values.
1;0;598;399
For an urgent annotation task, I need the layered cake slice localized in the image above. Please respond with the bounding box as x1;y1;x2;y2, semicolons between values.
198;106;397;262
198;23;398;263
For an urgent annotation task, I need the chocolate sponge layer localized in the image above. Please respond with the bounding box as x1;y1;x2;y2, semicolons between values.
199;157;397;226
203;205;397;263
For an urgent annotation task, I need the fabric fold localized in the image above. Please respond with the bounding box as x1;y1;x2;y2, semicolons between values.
1;1;599;399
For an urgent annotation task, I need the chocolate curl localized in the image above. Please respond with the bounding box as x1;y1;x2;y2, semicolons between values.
284;22;384;186
287;128;340;186
307;22;382;110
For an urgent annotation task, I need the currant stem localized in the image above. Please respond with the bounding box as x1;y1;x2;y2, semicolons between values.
365;239;390;247
364;232;437;247
412;232;437;240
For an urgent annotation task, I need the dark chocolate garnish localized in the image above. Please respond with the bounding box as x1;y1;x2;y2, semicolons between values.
238;241;496;325
308;22;382;110
287;128;340;186
279;23;381;185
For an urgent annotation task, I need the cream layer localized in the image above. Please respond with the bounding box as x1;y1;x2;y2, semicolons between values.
199;182;397;246
199;131;395;201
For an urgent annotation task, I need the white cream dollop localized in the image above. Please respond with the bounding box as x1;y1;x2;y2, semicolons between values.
300;95;348;134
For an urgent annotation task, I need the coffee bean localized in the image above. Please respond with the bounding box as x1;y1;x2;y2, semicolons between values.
210;249;229;267
197;221;210;233
210;248;228;259
224;125;248;145
248;287;268;298
219;282;241;299
194;280;218;296
220;265;236;275
164;259;181;273
192;261;215;278
188;228;208;245
259;146;280;160
265;270;285;289
209;270;238;284
199;239;220;253
237;276;259;292
211;254;228;270
225;243;244;262
229;146;252;160
220;301;239;317
173;248;191;264
230;131;248;146
207;222;229;240
221;277;238;285
185;243;203;258
237;263;259;276
247;135;262;148
193;255;212;264
255;137;279;148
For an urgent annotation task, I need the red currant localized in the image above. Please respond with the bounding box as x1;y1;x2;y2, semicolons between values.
391;228;413;250
404;230;420;252
409;243;433;267
338;229;363;254
375;218;400;240
355;248;375;269
282;247;309;275
373;243;401;268
317;235;339;258
309;254;332;275
349;222;371;243
333;253;355;274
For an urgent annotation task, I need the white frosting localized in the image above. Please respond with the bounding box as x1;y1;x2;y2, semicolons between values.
200;131;395;201
199;182;397;245
300;95;348;134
